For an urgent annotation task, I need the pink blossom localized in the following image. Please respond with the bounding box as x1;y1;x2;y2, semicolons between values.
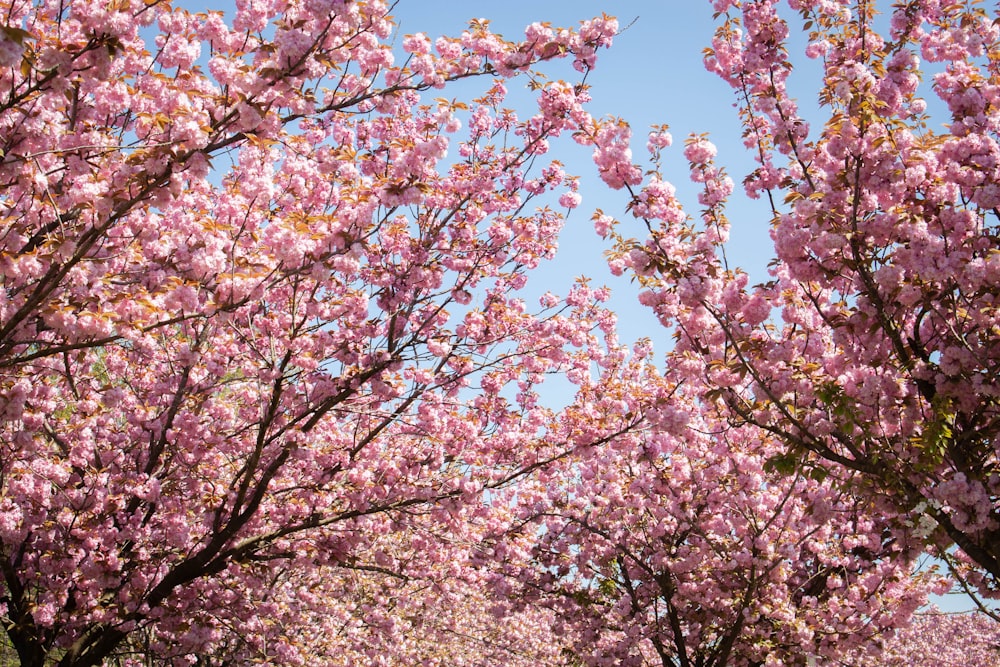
402;32;431;55
0;31;23;68
593;213;614;237
684;137;718;164
559;191;582;209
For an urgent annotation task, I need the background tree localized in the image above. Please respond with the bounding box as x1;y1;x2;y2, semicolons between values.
0;0;634;664
491;348;941;667
842;608;1000;666
596;0;1000;615
110;503;577;666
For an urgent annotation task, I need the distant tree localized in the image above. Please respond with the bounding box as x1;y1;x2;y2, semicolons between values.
596;0;1000;615
114;507;576;666
843;609;1000;667
494;348;940;667
0;0;631;664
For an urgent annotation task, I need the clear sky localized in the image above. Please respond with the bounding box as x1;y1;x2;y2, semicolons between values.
390;2;776;352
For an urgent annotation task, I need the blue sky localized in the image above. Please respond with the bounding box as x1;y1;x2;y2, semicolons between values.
390;2;777;352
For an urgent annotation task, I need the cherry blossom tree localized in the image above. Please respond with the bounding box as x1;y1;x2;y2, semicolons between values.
842;608;1000;667
594;0;1000;615
109;504;576;666
0;0;634;664
490;348;941;667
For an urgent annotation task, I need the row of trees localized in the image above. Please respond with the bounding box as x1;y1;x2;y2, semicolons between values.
0;0;996;664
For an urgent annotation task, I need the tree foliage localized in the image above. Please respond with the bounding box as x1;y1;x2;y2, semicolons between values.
492;353;941;667
0;0;628;663
600;0;1000;619
2;0;999;665
844;609;1000;666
